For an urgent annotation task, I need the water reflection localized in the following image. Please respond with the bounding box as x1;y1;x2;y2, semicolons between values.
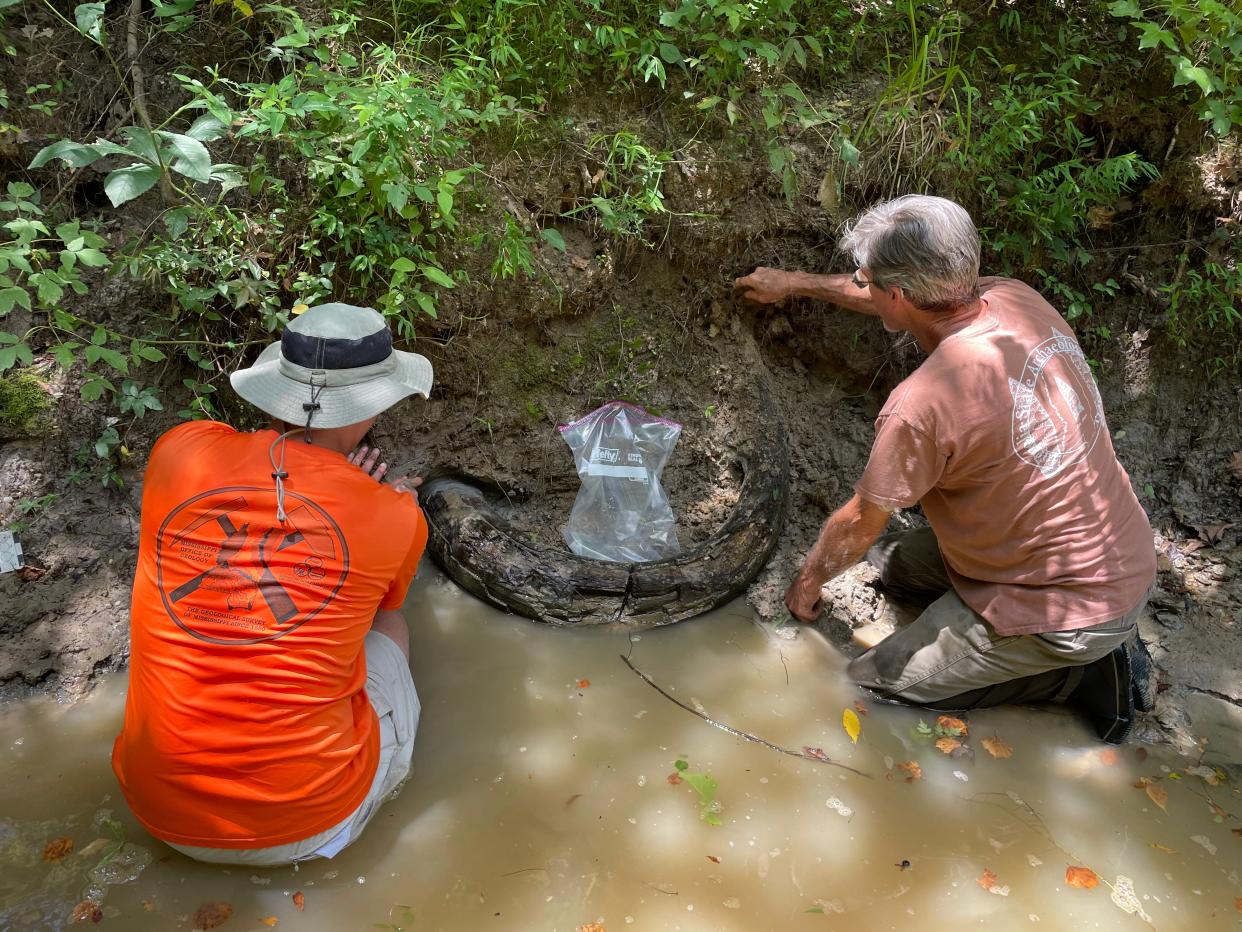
0;565;1238;930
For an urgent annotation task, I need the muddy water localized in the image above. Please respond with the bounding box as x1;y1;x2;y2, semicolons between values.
2;567;1239;931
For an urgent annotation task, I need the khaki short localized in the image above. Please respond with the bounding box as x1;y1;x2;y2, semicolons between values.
847;527;1149;707
169;631;419;866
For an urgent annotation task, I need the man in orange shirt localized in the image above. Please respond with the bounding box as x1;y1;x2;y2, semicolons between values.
736;196;1156;744
113;303;432;864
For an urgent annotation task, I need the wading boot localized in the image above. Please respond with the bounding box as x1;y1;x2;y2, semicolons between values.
1068;646;1134;745
1127;635;1156;713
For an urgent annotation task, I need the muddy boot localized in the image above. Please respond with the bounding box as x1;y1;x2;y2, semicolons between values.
1127;635;1156;713
1067;646;1133;745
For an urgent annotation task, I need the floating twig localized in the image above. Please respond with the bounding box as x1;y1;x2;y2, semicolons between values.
619;654;870;777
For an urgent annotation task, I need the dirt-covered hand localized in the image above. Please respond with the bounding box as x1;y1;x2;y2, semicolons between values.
734;267;791;304
784;573;824;623
390;474;423;505
347;444;389;484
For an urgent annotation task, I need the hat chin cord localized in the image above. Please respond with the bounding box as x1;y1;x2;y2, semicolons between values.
268;373;326;524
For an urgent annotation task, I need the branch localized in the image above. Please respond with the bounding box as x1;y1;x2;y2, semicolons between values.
619;654;870;778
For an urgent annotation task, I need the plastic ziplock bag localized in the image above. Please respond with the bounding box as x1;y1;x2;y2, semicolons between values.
559;401;682;562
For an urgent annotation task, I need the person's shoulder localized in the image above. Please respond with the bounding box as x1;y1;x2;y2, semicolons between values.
151;420;235;456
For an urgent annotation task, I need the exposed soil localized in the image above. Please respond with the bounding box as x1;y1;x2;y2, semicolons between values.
1;8;1240;761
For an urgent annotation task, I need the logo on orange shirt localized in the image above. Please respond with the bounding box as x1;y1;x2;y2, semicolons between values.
155;486;349;644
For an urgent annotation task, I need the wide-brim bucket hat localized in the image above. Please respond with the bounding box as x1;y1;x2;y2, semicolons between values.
230;302;432;429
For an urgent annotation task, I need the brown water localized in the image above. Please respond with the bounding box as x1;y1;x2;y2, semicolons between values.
2;567;1239;931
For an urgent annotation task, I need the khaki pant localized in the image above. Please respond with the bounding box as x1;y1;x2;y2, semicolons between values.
847;527;1147;709
168;631;419;866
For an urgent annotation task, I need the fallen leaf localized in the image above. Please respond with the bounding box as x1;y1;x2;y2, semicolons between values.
707;855;720;863
1065;865;1099;889
842;708;861;744
1145;782;1168;812
70;900;102;924
570;256;590;270
803;746;830;761
1196;523;1234;545
576;923;606;932
16;565;47;582
77;838;110;859
937;715;968;736
1087;206;1115;229
1232;827;1242;838
981;735;1013;759
292;892;305;911
192;902;233;929
1133;776;1152;788
260;919;279;928
935;736;962;754
1228;451;1242;483
565;793;583;806
291;304;309;315
42;836;74;862
976;868;1009;896
853;699;869;717
1135;747;1148;762
142;899;155;911
1149;843;1176;853
576;678;590;689
1097;748;1120;766
897;761;922;782
666;772;682;785
1235;896;1242;915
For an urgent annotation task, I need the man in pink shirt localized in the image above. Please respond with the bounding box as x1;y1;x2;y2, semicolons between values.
735;195;1156;743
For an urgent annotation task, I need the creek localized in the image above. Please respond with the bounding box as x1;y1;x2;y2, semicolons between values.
1;566;1238;931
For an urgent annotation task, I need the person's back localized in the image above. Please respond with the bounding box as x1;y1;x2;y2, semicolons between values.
856;277;1156;634
113;302;433;863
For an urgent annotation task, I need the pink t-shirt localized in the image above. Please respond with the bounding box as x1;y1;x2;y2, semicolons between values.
855;278;1155;635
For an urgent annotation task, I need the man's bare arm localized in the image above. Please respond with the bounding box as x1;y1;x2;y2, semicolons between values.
734;267;881;316
784;493;893;622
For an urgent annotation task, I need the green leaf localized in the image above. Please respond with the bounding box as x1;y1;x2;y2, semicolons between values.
436;189;453;221
80;376;113;402
839;136;860;166
422;266;454;288
538;228;567;252
390;257;418;273
104;164;162;207
1173;59;1215;95
160;132;212;183
28;140;102;170
164;207;191;240
674;759;689;772
658;42;682;64
186;113;228;142
1107;0;1141;17
1136;23;1177;51
136;345;166;362
50;342;79;368
0;286;29;315
118;126;162;165
74;3;106;44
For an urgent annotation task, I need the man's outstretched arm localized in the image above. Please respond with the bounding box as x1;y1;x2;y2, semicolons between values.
785;492;893;622
734;267;881;316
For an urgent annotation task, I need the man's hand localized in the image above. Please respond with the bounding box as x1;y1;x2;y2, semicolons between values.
347;444;388;483
734;267;793;304
391;474;423;505
784;570;824;623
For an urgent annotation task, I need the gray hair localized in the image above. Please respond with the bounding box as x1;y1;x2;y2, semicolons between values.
839;195;980;312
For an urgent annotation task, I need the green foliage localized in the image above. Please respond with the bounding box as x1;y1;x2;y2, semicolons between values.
1109;0;1242;135
491;213;538;281
674;757;722;825
566;132;671;241
0;367;49;433
1163;260;1242;368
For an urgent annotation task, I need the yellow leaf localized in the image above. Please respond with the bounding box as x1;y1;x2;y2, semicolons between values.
981;735;1012;759
260;919;279;928
233;0;254;16
842;708;861;744
291;304;310;315
935;736;961;754
1145;782;1168;812
1149;843;1176;853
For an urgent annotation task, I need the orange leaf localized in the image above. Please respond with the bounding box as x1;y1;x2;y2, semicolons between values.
42;836;74;862
577;679;590;689
192;902;233;929
1097;748;1120;766
853;699;869;717
802;746;830;761
292;891;305;911
577;924;606;932
1145;782;1169;812
937;715;968;736
981;735;1012;759
935;736;962;754
1235;896;1242;915
260;919;279;928
70;900;102;924
897;760;922;782
1065;866;1099;889
666;772;682;785
977;868;999;891
707;855;721;863
1149;843;1176;853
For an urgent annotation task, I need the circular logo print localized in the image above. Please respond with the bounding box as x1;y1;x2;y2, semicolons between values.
155;486;349;645
1009;330;1104;478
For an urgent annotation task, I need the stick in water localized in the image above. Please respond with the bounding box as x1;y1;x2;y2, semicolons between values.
619;654;870;778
